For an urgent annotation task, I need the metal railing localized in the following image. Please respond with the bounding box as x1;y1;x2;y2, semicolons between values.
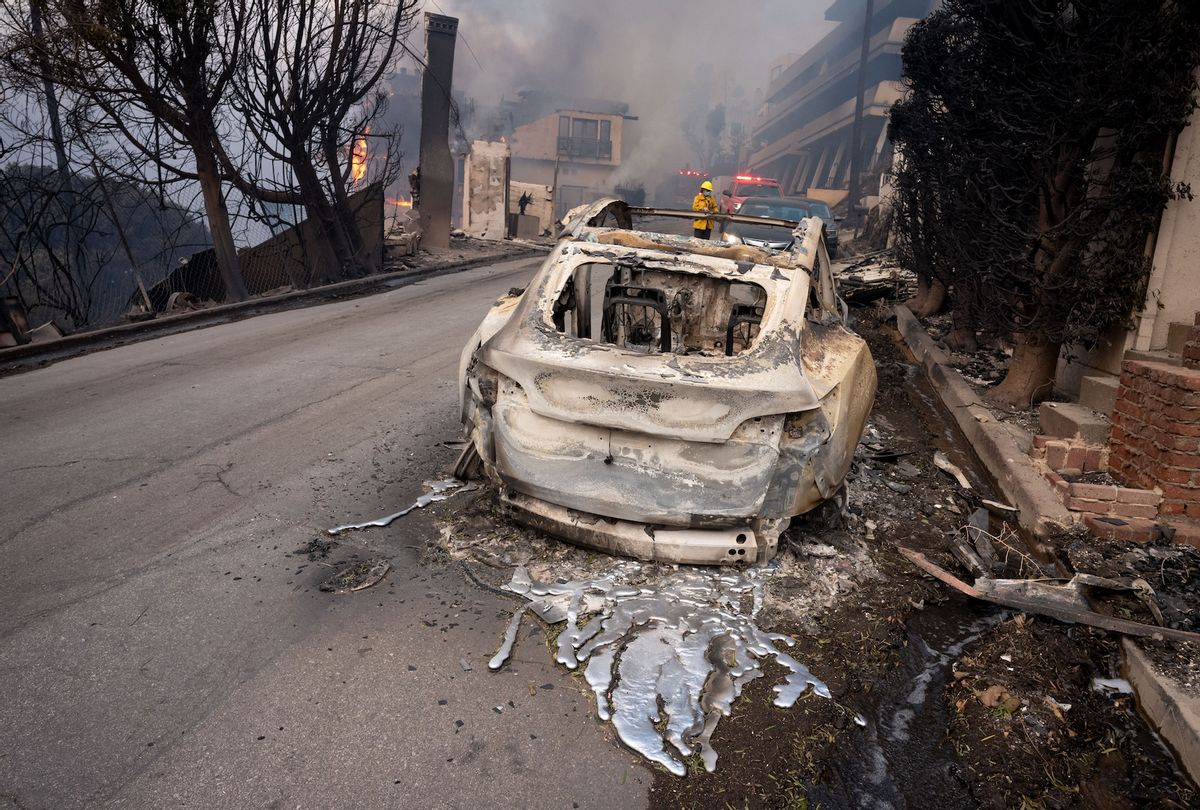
556;137;613;161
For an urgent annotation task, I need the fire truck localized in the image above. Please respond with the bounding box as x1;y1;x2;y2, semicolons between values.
711;174;783;213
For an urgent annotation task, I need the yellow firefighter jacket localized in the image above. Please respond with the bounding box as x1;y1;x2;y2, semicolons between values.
692;192;718;231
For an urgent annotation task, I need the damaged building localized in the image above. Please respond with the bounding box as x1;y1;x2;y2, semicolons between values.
483;91;638;221
748;0;939;211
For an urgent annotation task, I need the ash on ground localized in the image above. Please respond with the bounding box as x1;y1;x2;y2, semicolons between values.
426;415;960;776
1063;532;1200;692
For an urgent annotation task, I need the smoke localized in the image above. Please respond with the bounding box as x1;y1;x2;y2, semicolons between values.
427;0;833;184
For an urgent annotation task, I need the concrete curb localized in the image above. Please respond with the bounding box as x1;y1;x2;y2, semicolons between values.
1123;639;1200;785
895;304;1200;784
1;246;547;375
893;304;1074;539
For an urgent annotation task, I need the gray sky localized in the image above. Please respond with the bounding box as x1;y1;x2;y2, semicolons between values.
424;0;836;178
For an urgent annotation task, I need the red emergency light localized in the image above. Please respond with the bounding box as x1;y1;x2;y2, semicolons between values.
735;174;765;182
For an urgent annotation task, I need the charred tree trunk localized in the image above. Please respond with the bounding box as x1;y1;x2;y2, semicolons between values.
986;143;1080;407
915;278;947;317
988;332;1060;408
945;295;979;352
907;272;930;313
194;143;249;302
292;157;354;284
324;139;367;269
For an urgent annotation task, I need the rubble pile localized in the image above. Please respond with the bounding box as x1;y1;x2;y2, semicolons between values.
1066;537;1200;634
949;345;1011;388
834;251;917;304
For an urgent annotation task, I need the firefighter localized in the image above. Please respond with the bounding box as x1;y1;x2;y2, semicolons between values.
692;180;718;240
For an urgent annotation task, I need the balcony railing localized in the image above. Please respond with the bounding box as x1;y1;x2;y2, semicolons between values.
557;136;613;161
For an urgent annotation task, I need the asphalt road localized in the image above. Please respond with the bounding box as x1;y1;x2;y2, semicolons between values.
0;256;651;810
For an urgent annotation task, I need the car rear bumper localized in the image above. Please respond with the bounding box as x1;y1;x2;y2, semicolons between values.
501;489;767;565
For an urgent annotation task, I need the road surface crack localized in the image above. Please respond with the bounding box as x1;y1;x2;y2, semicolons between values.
8;455;148;473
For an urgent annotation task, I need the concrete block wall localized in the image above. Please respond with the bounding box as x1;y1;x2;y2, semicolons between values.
1184;313;1200;371
1108;359;1200;519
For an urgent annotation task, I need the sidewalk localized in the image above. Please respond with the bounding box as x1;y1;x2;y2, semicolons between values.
894;301;1200;786
1;242;546;376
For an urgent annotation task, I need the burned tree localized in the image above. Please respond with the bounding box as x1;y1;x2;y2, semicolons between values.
3;0;252;301
230;0;416;280
0;164;111;328
890;0;1200;407
0;160;210;330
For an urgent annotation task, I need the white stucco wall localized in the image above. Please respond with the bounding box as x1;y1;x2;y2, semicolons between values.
462;140;511;240
509;181;554;235
1138;116;1200;351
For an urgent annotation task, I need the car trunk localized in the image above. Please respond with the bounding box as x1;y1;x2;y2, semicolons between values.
491;379;786;525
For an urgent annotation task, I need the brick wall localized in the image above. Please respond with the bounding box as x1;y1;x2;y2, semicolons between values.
1108;359;1200;519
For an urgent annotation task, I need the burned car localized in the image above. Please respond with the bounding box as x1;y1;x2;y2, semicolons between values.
456;199;876;565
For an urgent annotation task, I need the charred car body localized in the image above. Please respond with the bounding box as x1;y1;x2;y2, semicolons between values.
458;199;876;565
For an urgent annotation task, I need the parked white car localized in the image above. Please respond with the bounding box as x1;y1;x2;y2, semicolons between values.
456;199;876;564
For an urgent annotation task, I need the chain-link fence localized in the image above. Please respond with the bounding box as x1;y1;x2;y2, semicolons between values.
0;167;386;346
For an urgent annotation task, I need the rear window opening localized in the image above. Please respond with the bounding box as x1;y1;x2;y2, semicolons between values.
734;184;781;198
550;262;768;356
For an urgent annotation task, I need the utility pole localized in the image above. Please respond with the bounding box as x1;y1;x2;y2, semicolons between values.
846;0;876;230
550;153;560;229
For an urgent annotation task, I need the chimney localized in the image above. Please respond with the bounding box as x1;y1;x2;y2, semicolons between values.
417;13;458;250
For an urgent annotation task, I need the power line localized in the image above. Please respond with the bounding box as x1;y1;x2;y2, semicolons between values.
432;0;482;71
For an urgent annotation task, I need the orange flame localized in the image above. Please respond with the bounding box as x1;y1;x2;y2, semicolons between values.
388;196;413;210
350;136;368;183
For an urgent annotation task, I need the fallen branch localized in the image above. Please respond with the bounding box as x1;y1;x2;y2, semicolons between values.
934;451;972;489
898;547;1200;644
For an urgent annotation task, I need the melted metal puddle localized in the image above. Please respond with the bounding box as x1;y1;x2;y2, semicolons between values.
490;562;829;776
327;479;470;536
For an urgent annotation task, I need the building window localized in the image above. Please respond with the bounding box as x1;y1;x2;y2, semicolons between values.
572;118;598;141
557;116;614;160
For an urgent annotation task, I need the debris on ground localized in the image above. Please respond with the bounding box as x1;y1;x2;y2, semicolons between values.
899;547;1200;644
834;251;917;303
933;450;972;489
318;559;391;593
492;561;828;776
294;537;338;560
1063;532;1200;691
421;307;1196;806
977;683;1022;711
945;612;1195;809
919;313;1052;431
327;479;471;535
